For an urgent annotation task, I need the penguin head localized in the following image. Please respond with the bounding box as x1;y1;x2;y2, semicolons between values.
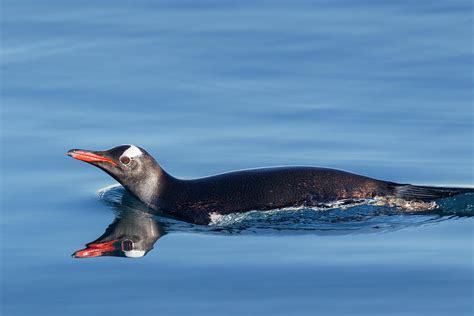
67;145;161;207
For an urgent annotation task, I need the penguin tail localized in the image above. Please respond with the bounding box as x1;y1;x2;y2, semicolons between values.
393;184;474;202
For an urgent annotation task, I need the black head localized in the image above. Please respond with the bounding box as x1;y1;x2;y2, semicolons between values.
67;145;162;207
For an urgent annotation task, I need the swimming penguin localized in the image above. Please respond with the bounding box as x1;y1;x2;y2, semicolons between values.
67;145;473;225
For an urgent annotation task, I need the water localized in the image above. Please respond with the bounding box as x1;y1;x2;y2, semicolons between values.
1;1;473;315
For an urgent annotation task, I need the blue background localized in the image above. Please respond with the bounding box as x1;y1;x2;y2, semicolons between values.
1;1;472;315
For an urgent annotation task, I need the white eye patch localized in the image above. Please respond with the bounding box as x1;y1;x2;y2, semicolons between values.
122;145;143;158
124;250;146;258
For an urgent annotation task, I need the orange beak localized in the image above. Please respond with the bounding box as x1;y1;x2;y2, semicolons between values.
73;240;118;258
67;149;117;166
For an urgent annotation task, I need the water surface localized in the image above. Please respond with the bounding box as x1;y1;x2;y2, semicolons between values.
1;1;473;315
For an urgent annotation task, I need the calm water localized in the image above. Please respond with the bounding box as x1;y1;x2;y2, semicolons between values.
1;1;473;315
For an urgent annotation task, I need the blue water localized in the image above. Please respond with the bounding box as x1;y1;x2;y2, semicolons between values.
1;1;473;315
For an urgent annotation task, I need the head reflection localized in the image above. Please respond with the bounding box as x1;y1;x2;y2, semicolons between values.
73;201;166;259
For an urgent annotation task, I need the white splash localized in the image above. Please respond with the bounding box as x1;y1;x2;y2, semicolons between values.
209;212;224;224
122;145;143;158
208;197;440;226
209;212;253;226
371;197;438;210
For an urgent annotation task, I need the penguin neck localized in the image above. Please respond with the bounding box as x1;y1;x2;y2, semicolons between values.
123;164;182;210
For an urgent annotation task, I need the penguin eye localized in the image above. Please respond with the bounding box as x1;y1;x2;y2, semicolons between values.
120;156;131;165
122;240;133;251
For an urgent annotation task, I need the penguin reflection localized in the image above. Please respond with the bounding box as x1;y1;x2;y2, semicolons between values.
73;208;165;258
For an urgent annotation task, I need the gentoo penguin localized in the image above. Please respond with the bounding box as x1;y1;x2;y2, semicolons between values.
67;145;473;225
73;207;165;258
